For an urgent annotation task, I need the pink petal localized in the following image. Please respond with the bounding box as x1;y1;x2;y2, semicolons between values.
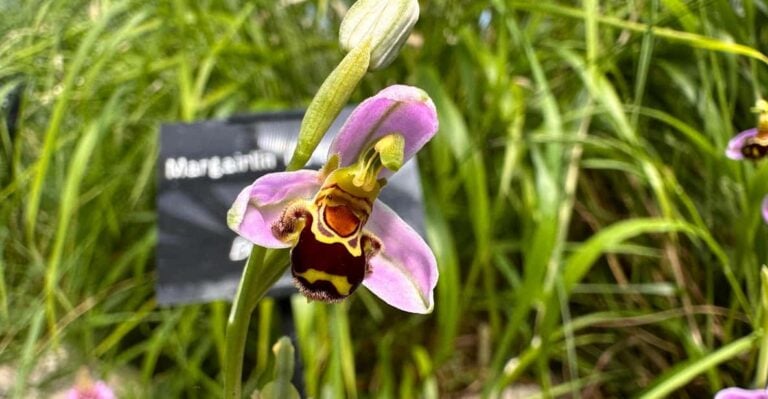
329;85;438;178
763;195;768;224
93;382;116;399
715;387;768;399
362;200;438;313
228;170;321;248
67;381;116;399
726;128;758;160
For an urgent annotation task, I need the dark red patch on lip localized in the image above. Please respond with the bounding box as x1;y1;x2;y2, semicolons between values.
742;140;768;159
291;213;366;302
742;132;768;159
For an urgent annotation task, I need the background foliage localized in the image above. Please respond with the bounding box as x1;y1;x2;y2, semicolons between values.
1;0;768;397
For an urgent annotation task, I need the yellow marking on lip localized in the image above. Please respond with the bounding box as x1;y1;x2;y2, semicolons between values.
315;184;373;211
296;268;352;296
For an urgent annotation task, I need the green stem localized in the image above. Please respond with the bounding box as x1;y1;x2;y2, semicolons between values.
224;245;264;399
224;246;289;398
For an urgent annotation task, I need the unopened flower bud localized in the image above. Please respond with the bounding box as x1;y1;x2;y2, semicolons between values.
340;0;419;71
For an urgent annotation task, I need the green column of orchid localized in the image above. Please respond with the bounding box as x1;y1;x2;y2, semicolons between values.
224;1;420;397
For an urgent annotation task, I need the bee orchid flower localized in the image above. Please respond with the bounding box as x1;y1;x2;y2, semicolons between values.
727;99;768;160
227;85;439;314
725;101;768;225
726;127;768;160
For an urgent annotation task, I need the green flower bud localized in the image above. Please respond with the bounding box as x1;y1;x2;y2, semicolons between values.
252;337;300;399
339;0;419;71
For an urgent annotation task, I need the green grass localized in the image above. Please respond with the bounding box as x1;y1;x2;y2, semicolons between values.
2;0;768;397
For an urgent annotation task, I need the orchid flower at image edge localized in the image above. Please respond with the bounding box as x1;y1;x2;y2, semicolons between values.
67;368;116;399
726;128;759;160
727;99;768;160
725;127;768;160
67;381;115;399
715;387;768;399
227;85;439;314
763;195;768;224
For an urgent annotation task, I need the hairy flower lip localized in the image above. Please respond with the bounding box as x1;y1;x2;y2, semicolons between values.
228;85;439;313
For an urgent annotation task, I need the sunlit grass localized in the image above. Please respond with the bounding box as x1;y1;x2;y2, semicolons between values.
1;0;767;397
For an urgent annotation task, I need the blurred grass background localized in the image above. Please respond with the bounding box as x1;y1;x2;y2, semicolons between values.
1;0;768;397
